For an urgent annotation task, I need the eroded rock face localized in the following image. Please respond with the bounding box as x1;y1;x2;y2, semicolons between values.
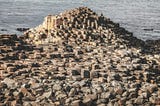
0;7;160;106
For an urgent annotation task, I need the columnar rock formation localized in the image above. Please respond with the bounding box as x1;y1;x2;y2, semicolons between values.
42;15;63;31
0;7;160;106
25;7;132;45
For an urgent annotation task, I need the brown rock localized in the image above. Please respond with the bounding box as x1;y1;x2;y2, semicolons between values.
83;97;92;106
3;78;16;88
71;100;83;106
155;98;160;105
7;67;16;72
86;94;97;101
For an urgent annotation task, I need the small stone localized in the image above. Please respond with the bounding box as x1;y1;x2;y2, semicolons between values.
69;88;77;97
72;70;81;76
65;97;73;104
118;98;126;106
20;87;29;95
148;85;158;93
72;75;82;81
31;63;40;67
13;91;19;96
114;102;119;106
114;87;124;95
87;94;97;101
134;96;144;105
54;101;60;106
98;103;106;106
3;78;16;88
7;66;16;72
101;92;111;99
141;91;150;99
107;102;114;106
155;98;160;105
128;92;138;98
81;87;92;94
113;73;121;81
53;84;62;91
149;96;160;105
11;100;18;106
71;100;83;106
97;99;108;104
42;91;52;98
23;102;32;106
83;97;92;106
82;70;90;78
49;53;61;59
91;71;100;78
128;88;137;92
57;93;67;100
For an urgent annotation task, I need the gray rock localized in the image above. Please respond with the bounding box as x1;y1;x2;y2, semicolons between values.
23;102;32;106
56;93;67;100
113;102;119;106
128;91;138;99
53;84;62;91
126;104;134;106
87;94;97;101
69;88;77;97
41;91;52;98
97;99;108;104
134;96;144;105
126;100;133;106
65;97;73;104
107;102;114;106
83;96;92;106
141;91;150;99
101;92;111;99
81;87;92;94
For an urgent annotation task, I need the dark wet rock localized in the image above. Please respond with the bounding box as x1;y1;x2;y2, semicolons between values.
31;63;40;67
1;29;7;31
72;70;81;76
82;70;90;78
16;28;29;32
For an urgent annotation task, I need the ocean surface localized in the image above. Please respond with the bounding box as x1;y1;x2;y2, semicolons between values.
0;0;160;40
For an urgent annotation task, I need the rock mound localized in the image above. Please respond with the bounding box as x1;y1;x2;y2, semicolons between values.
24;7;144;48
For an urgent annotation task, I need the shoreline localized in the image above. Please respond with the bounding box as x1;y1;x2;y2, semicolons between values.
0;7;160;106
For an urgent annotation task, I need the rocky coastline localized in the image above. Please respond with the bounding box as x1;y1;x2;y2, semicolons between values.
0;7;160;106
